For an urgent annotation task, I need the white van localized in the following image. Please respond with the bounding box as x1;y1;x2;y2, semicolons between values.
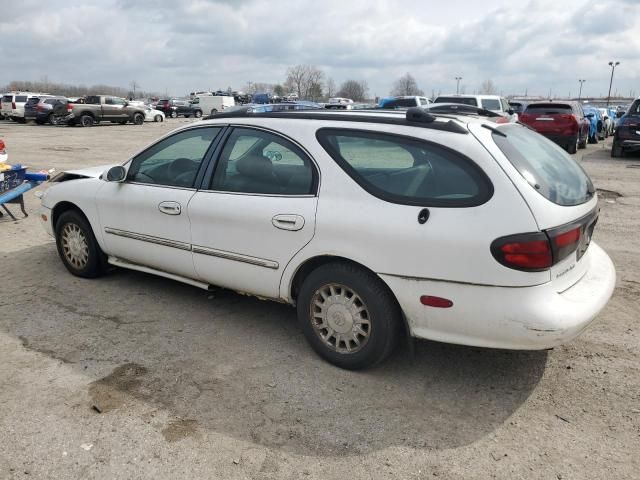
433;94;517;121
192;95;235;115
1;92;42;122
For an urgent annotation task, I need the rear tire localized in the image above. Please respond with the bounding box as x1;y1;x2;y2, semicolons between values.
170;111;177;118
611;142;623;158
567;137;578;154
55;210;107;278
80;114;94;127
297;262;400;370
194;110;202;118
154;115;162;122
48;114;59;125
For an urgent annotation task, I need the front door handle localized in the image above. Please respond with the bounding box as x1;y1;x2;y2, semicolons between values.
158;201;182;215
272;214;305;231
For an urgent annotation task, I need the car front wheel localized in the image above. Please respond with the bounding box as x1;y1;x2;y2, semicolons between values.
55;210;107;278
297;262;400;370
133;113;144;125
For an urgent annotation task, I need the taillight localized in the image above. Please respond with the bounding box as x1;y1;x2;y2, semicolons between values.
36;104;45;112
491;232;552;271
620;117;638;127
12;101;16;109
67;103;74;112
0;139;5;154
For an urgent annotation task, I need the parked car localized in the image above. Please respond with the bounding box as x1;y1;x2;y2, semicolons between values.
219;102;323;115
611;98;640;157
597;108;615;136
423;102;508;122
519;101;591;153
508;100;529;115
433;94;516;121
24;95;70;125
143;105;165;122
191;95;235;115
1;92;40;123
328;97;354;105
378;96;431;109
156;99;203;118
39;108;615;369
65;95;147;127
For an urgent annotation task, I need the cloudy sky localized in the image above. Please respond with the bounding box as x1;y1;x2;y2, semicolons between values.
0;0;638;99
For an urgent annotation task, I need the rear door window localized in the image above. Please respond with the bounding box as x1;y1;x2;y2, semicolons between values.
316;129;493;207
15;96;27;102
491;124;594;206
481;99;501;110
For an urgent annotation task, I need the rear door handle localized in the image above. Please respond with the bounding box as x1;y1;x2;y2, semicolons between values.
158;201;182;215
272;214;305;231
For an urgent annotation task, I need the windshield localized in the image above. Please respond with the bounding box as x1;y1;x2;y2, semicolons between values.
382;98;417;108
524;104;572;114
434;96;478;106
492;125;593;206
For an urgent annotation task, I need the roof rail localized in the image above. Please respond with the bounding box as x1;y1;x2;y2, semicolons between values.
204;108;468;134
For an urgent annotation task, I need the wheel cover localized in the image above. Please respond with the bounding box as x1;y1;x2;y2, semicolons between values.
61;223;89;269
309;283;371;354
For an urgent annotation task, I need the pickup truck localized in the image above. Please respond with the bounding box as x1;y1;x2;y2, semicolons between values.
66;95;146;127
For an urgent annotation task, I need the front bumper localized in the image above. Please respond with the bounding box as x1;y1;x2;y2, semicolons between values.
39;204;54;237
380;242;616;350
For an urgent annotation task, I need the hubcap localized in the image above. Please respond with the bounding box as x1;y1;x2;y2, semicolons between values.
310;283;371;354
61;223;89;269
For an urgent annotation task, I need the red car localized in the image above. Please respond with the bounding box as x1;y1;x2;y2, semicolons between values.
519;101;591;154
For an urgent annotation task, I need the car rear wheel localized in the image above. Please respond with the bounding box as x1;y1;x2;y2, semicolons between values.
133;113;144;125
297;262;400;370
611;142;624;158
48;114;59;125
567;136;578;154
210;109;218;115
80;114;94;127
55;210;107;278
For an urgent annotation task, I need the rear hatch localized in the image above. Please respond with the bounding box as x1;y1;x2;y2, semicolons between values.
617;100;640;142
1;95;12;114
23;97;40;118
519;103;577;136
13;95;28;113
470;122;598;292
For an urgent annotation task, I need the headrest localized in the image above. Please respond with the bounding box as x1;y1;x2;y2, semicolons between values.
236;154;273;178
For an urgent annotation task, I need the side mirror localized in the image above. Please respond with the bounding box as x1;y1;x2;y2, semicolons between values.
507;108;515;115
104;165;127;182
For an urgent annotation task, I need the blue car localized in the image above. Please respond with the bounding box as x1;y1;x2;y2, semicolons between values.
582;106;604;143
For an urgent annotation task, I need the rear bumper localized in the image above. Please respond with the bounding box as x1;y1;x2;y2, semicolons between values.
618;139;640;151
539;133;576;147
380;242;616;350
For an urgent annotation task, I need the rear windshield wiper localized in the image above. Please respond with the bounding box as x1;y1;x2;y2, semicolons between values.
482;123;507;137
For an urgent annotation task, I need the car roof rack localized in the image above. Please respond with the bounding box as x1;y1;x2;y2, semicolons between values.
204;107;468;134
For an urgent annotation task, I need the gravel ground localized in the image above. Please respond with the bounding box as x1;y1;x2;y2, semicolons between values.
0;119;638;479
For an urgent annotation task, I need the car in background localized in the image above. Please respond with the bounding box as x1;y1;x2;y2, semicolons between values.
378;96;431;109
423;103;508;123
324;102;375;110
597;107;615;136
217;102;323;115
328;97;354;105
0;138;7;163
24;95;70;125
156;99;203;118
433;94;516;121
1;92;40;123
611;98;640;157
39;108;615;369
508;100;529;116
519;101;590;154
143;105;165;122
191;95;235;115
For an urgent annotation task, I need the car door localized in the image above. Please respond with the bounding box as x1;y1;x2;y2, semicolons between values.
96;126;223;278
188;126;319;299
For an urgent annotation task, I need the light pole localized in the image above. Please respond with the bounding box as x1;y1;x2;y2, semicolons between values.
606;61;620;108
455;76;462;95
578;79;586;101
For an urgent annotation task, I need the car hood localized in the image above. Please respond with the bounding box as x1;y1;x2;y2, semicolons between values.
50;164;115;182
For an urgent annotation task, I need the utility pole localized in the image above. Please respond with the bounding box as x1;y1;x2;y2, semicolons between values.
455;77;462;95
606;61;620;108
578;79;586;100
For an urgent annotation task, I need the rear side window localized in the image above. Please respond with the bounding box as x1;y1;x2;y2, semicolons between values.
25;98;40;105
524;103;572;114
492;124;593;206
382;98;417;108
434;96;478;106
481;99;501;110
15;96;27;102
85;96;100;104
316;129;493;207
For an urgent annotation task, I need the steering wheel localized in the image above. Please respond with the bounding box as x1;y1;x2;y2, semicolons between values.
168;158;198;187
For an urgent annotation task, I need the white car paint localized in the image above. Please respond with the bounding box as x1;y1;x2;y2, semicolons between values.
143;106;165;122
39;110;616;355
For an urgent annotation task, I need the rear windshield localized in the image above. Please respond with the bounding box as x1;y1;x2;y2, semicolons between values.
2;95;12;102
316;128;493;207
524;103;572;114
85;96;100;104
434;96;478;106
382;98;417;108
25;97;40;105
492;125;593;206
15;96;27;102
481;99;501;110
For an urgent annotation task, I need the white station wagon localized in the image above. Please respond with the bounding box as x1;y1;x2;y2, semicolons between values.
39;108;616;369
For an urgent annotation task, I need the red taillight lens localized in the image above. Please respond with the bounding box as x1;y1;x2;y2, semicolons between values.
12;101;16;109
0;139;5;154
554;227;580;248
491;233;552;271
36;104;45;112
67;103;74;112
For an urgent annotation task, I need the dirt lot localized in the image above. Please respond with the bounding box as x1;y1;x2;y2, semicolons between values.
0;119;638;479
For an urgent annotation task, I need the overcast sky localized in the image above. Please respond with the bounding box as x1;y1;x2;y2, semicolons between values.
0;0;638;99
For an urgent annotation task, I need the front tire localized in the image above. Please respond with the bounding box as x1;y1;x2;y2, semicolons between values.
170;111;177;118
297;262;400;370
567;136;578;154
55;210;106;278
133;113;144;125
194;110;202;118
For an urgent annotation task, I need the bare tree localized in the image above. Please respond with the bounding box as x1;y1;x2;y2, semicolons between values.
308;82;323;102
129;80;140;99
336;79;369;101
285;64;324;100
480;79;498;95
325;77;336;98
390;73;424;96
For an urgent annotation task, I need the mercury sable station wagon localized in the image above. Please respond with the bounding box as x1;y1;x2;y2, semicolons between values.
39;108;616;369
